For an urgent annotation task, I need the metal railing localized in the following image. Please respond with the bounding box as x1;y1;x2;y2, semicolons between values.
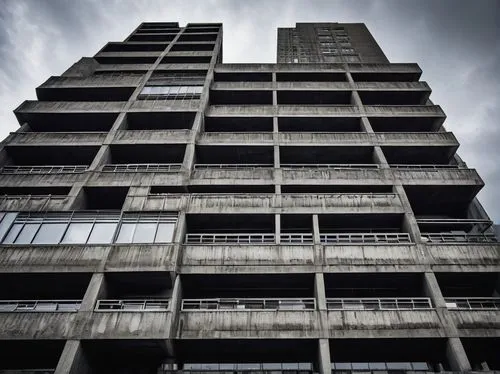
162;363;315;372
0;370;55;373
445;297;500;310
0;300;81;312
331;362;430;371
102;163;183;173
194;164;273;170
95;299;170;311
182;298;316;311
390;164;463;169
280;163;379;169
185;233;275;244
0;165;88;174
320;232;412;244
280;233;314;244
422;233;498;243
326;297;433;310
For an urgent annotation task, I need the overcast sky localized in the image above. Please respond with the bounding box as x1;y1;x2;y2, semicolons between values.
0;0;499;221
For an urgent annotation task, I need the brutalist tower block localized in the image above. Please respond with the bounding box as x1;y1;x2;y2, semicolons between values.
0;21;498;373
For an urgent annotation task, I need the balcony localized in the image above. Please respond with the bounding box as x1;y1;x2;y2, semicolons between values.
142;192;403;215
6;131;107;146
325;273;442;336
178;274;318;338
36;75;141;101
437;272;500;334
210;105;360;118
0;340;63;373
84;273;173;339
349;63;422;80
95;299;170;311
0;273;89;339
0;194;68;212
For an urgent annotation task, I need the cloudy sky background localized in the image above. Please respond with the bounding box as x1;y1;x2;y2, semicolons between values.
0;0;499;220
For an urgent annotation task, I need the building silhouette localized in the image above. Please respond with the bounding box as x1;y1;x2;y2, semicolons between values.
0;21;498;373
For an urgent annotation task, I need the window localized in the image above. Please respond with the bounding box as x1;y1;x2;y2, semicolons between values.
115;213;177;244
139;85;203;100
0;211;176;245
0;212;120;245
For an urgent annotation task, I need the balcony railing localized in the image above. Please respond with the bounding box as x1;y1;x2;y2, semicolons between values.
445;297;500;310
95;299;170;311
280;233;314;244
194;164;273;170
326;297;433;310
102;163;183;172
0;370;55;373
0;300;81;312
281;163;379;169
331;362;431;372
422;233;498;243
182;298;316;311
320;232;411;244
185;233;275;244
0;165;88;174
161;363;315;373
390;164;463;170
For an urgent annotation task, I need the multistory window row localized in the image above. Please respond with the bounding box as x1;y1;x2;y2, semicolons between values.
0;211;176;245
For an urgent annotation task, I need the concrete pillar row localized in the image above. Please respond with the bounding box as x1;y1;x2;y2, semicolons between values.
393;184;422;243
54;340;89;374
446;337;472;372
314;272;327;311
275;213;281;244
317;338;332;374
80;273;106;312
312;214;321;244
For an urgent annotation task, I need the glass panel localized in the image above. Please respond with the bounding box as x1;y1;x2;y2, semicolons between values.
352;362;369;370
334;363;351;370
2;223;23;244
155;223;175;243
87;223;117;244
32;223;67;244
133;223;157;243
0;212;17;241
15;223;40;244
369;362;387;370
62;222;93;244
141;86;154;95
35;302;58;311
116;223;136;243
412;362;429;370
387;362;412;370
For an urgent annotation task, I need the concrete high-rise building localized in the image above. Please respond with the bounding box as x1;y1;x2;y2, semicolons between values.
0;21;498;373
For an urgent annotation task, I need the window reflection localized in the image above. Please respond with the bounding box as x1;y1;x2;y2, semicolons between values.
0;211;177;245
61;223;93;244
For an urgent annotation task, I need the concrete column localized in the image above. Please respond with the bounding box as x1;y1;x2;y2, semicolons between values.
422;272;446;308
88;145;110;171
317;338;332;374
80;273;106;312
393;184;422;243
55;340;89;374
169;274;183;316
182;143;196;171
373;146;389;168
312;214;321;244
275;213;281;244
173;211;187;244
446;337;471;372
360;116;374;133
314;273;327;311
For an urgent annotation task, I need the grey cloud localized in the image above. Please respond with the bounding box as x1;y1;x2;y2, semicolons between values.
0;0;498;220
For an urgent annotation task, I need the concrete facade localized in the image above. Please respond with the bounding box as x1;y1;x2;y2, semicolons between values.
0;21;498;373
